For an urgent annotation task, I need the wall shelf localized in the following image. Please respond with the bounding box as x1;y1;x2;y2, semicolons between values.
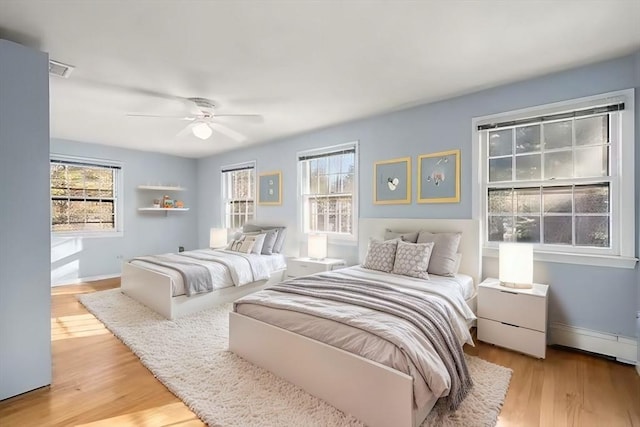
138;207;189;212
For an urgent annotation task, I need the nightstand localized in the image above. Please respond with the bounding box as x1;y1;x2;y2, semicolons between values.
477;277;549;358
286;257;346;279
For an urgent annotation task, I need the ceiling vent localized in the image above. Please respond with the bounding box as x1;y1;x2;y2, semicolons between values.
49;59;74;78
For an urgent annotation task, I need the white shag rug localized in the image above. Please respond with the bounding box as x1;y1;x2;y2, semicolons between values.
79;289;512;427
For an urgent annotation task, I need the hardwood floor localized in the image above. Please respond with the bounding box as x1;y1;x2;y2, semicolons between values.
0;279;638;426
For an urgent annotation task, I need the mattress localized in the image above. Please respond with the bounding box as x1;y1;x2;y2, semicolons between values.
235;266;476;408
130;250;286;296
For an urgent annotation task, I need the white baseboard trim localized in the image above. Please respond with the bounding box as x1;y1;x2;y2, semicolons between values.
549;322;637;365
51;273;120;287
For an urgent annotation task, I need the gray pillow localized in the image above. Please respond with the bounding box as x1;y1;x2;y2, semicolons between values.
362;239;398;273
416;231;462;276
392;240;434;279
260;228;279;255
243;224;287;254
384;229;419;243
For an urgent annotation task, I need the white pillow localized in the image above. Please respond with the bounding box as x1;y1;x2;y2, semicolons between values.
362;239;398;273
392;240;434;279
228;238;255;254
384;229;419;243
243;233;266;254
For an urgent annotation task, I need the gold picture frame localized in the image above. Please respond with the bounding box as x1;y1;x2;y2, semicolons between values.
373;157;411;204
258;170;282;205
417;149;460;203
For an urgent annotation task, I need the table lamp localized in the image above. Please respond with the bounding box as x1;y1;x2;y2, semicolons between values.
499;242;533;289
307;233;328;260
210;228;227;249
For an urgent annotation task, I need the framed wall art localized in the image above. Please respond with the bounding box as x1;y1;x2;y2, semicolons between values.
373;157;411;204
258;170;282;205
417;149;460;203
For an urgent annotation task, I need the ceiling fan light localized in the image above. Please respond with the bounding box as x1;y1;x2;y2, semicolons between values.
192;123;213;139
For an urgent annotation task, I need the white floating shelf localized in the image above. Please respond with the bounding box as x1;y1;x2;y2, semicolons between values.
138;208;190;212
137;185;187;191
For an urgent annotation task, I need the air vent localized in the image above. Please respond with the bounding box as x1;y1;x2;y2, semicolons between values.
49;59;74;78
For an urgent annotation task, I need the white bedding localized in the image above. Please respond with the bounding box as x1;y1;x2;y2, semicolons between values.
130;250;286;296
235;266;476;408
429;273;475;301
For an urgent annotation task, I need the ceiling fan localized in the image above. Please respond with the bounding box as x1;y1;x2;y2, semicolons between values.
126;97;262;141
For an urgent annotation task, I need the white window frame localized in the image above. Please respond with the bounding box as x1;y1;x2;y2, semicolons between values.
472;89;636;269
297;141;359;243
221;161;256;230
50;154;124;238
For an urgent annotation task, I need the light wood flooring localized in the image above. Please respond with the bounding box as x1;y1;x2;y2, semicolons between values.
0;278;638;426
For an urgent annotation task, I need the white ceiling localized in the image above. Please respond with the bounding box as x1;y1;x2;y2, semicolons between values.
1;1;639;158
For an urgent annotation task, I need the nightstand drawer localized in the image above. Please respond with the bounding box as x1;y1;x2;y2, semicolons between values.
478;318;546;358
287;261;326;277
478;286;546;332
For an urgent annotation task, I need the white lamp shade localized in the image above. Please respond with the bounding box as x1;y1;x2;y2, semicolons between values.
307;233;327;259
210;228;227;248
499;243;533;288
193;122;213;139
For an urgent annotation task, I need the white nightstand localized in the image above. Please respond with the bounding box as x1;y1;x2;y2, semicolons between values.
286;257;346;278
477;277;549;359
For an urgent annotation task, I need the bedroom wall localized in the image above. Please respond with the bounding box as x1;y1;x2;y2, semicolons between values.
198;52;639;338
0;40;51;399
50;139;199;285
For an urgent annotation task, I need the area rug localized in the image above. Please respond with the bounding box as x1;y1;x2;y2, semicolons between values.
79;289;512;427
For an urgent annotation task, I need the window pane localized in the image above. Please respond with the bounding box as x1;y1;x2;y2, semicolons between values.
576;216;609;247
488;189;512;214
515;188;540;214
574;146;608;178
489;129;512;157
543;186;572;213
575;115;608;146
515;216;540;243
543;120;572;150
515;154;541;181
328;174;339;194
544;150;572;179
488;216;513;242
329;155;341;175
489;157;512;182
515;125;541;154
575;184;609;213
543;216;572;245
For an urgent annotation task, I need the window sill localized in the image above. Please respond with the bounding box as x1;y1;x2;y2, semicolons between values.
483;246;638;269
52;231;124;239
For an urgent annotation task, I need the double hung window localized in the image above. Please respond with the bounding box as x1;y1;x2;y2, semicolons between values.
222;162;255;229
475;90;635;266
298;143;358;239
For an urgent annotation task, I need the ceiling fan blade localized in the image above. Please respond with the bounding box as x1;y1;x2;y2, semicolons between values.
127;113;194;120
208;122;247;142
213;114;263;123
176;123;195;138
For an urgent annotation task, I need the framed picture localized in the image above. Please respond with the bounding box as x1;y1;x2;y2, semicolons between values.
417;149;460;203
373;157;411;204
258;171;282;205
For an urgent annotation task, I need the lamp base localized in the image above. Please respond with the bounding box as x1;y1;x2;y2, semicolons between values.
500;281;533;289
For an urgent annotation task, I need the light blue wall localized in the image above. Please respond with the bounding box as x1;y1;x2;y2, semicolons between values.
50;139;199;285
198;53;639;338
0;40;51;399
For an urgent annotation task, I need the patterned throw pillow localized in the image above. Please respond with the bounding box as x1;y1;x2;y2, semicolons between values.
228;238;255;254
362;239;398;273
392;240;434;279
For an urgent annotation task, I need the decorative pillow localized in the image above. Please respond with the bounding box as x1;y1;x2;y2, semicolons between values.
416;231;462;276
362;239;398;273
384;229;419;243
243;233;266;254
228;238;254;254
392;241;434;279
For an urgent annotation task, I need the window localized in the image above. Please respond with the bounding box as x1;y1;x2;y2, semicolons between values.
50;155;122;235
474;90;635;267
298;143;358;239
222;162;255;229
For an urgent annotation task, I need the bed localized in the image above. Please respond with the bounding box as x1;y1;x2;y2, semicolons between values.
121;248;287;320
229;218;481;427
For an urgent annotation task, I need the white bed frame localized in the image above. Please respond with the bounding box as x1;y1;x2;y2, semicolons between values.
229;218;481;427
121;262;286;319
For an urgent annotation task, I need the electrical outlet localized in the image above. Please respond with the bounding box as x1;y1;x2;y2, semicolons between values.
116;255;123;259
